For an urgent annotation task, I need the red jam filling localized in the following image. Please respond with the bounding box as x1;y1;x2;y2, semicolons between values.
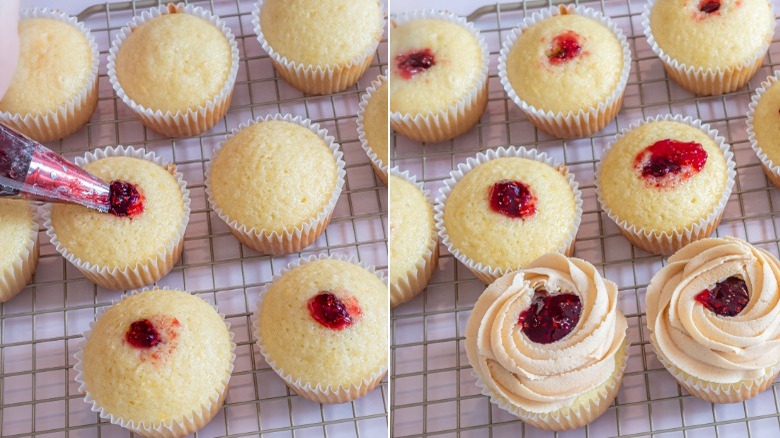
698;0;721;13
634;139;707;187
395;49;436;79
695;276;749;317
518;290;582;344
489;180;537;219
308;292;361;330
125;319;162;349
547;31;582;65
108;180;144;217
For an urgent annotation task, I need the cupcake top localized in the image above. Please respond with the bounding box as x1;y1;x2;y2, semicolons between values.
389;174;435;287
115;10;232;113
648;0;775;69
390;16;483;115
209;120;339;234
50;156;185;269
752;75;780;166
259;0;383;67
362;80;389;170
504;9;624;114
0;17;92;115
0;200;35;276
259;258;388;388
81;289;233;425
599;120;729;233
646;237;780;384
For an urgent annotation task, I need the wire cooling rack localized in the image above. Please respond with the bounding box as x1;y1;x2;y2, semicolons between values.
0;1;388;437
390;0;780;437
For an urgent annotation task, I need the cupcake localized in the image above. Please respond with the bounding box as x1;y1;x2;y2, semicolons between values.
75;288;235;436
252;0;384;95
0;8;99;142
205;114;345;255
596;115;735;255
0;200;38;303
466;253;629;431
643;0;775;96
389;168;438;307
435;146;582;284
357;75;389;184
498;4;631;139
390;10;489;143
108;3;239;137
747;71;780;187
646;237;780;403
44;146;191;291
254;255;388;403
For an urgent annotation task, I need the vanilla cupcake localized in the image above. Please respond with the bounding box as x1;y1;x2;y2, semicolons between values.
0;200;38;303
747;71;780;187
357;75;389;184
466;254;628;430
253;0;384;95
254;255;388;403
108;3;239;137
643;0;775;95
44;146;191;291
0;9;98;142
75;288;235;436
647;237;780;403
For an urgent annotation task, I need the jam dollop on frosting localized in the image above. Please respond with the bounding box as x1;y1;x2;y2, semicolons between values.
308;292;362;330
518;290;582;344
634;139;707;187
108;180;144;217
125;319;162;349
546;31;583;65
695;276;749;317
396;49;436;80
698;0;722;13
489;180;537;219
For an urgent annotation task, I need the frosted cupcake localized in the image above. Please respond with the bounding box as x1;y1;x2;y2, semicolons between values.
747;71;780;187
0;200;38;303
357;75;389;184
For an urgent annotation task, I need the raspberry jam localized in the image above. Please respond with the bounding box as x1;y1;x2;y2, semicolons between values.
489;180;537;219
634;139;707;187
395;49;435;79
698;0;721;13
108;180;144;217
695;276;749;317
125;319;162;349
547;31;582;65
518;290;582;344
308;292;361;330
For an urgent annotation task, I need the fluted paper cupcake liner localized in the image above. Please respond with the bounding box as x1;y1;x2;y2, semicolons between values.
747;71;780;188
642;0;775;96
595;114;736;255
389;9;489;143
107;3;239;138
389;167;438;308
252;0;384;95
357;75;389;184
205;114;346;255
0;204;39;303
498;4;632;139
42;146;191;290
434;146;583;284
252;253;388;404
0;8;99;142
73;288;236;437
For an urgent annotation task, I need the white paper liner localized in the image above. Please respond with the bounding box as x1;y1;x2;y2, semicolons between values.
0;8;99;143
42;146;191;291
594;114;736;255
0;203;39;303
356;75;389;184
251;0;384;95
204;113;346;255
389;167;439;308
746;71;780;187
73;287;236;437
497;4;632;139
434;146;583;284
107;2;239;138
389;9;490;143
251;253;388;404
641;0;776;96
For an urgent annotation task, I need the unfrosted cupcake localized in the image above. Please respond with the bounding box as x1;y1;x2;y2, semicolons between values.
499;4;631;138
75;288;235;436
253;0;384;95
0;200;38;303
647;237;780;403
435;146;582;284
0;9;98;142
108;3;239;137
466;253;628;430
643;0;775;95
206;114;345;255
747;71;780;187
390;10;489;143
596;115;735;255
255;256;388;403
357;75;389;184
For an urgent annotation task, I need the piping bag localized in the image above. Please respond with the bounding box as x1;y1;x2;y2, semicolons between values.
0;124;111;212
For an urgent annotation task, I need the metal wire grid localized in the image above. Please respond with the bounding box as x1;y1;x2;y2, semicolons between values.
390;0;780;437
0;1;388;437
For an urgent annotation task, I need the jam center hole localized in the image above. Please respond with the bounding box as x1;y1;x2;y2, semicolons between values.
698;0;721;13
308;292;361;330
125;319;162;349
396;49;436;80
108;180;144;217
488;180;537;219
546;31;582;64
518;290;582;344
634;139;708;187
695;276;749;317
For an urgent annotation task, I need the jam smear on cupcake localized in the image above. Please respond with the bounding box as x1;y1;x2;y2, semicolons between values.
546;31;582;65
518;290;582;344
489;180;537;219
308;292;362;330
108;180;144;217
695;276;749;317
396;49;436;79
634;139;707;188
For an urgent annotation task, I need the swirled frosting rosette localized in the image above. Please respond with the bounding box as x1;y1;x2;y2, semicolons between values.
465;253;628;431
647;237;780;403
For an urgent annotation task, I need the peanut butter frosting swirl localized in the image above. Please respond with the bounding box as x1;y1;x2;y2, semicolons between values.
647;237;780;384
465;253;627;414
